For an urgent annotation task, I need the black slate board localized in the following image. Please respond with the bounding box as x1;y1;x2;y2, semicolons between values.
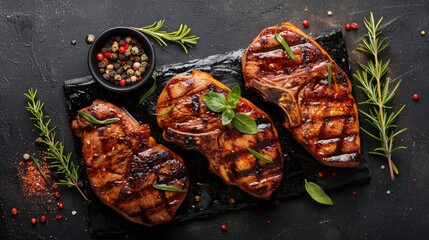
63;29;370;239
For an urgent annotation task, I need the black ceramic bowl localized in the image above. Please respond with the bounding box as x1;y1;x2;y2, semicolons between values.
88;27;156;93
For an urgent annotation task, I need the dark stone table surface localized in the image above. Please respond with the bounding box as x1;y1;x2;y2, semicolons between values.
1;1;428;239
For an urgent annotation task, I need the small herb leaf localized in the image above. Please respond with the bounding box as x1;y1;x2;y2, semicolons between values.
153;184;187;193
30;156;47;180
227;85;241;108
139;71;157;104
78;111;120;125
275;25;296;61
232;114;258;134
327;62;333;89
154;104;175;116
222;108;235;125
304;179;333;205
247;148;274;163
391;161;399;175
203;92;227;112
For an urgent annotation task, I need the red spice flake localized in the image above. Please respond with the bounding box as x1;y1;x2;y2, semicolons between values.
351;191;357;196
266;219;271;224
55;215;62;220
331;172;337;177
18;157;51;197
412;178;417;184
317;171;324;179
220;224;228;232
228;197;235;204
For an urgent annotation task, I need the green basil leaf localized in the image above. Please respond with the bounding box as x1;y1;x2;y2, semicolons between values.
275;25;296;61
78;111;120;125
139;71;157;104
222;108;235;125
232;113;258;134
304;179;333;205
227;85;241;108
154;104;175;116
327;63;332;89
203;92;226;112
247;148;274;163
153;184;187;193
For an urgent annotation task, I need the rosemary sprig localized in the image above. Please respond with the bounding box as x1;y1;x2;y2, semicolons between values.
24;88;88;201
274;25;296;61
135;20;199;54
353;13;407;180
153;184;187;193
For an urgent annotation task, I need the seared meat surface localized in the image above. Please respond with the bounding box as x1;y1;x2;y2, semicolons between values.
156;70;283;199
242;22;360;167
71;100;188;226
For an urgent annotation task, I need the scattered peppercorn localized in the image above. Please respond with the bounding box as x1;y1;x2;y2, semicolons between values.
220;224;228;232
86;34;95;44
304;7;308;12
10;208;18;216
119;79;126;86
40;215;47;223
266;219;271;224
71;40;77;45
31;218;37;225
55;215;62;220
194;195;201;202
57;202;64;209
317;171;324;179
421;30;426;36
302;20;310;28
23;153;30;160
229;197;235;204
344;24;351;31
54;191;61;199
351;23;359;30
352;191;357;196
327;10;333;16
412;93;419;101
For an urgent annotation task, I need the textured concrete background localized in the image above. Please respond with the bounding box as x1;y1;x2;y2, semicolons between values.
1;0;428;239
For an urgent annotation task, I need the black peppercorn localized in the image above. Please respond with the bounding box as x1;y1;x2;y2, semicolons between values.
119;40;125;46
111;53;117;60
113;63;121;70
103;73;110;80
118;54;126;60
116;68;123;74
114;35;121;42
101;47;108;53
98;61;106;68
99;68;105;74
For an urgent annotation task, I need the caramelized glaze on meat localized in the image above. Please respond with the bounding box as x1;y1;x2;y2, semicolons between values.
242;22;360;167
156;70;283;199
71;100;188;226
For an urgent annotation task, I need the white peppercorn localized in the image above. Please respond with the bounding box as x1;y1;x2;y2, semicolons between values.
127;69;135;76
131;47;139;55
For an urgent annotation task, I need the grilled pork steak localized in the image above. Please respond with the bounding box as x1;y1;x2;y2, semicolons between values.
156;70;283;199
242;22;360;167
71;100;188;226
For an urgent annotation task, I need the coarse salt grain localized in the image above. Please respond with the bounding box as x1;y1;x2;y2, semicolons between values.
386;190;391;195
72;211;77;216
381;165;385;169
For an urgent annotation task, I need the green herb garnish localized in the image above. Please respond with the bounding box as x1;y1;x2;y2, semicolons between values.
25;88;88;201
247;148;273;163
135;20;199;54
153;184;187;193
30;156;47;181
78;111;120;125
327;62;333;89
274;25;296;61
232;114;258;134
304;179;333;205
139;71;158;104
353;12;407;180
154;104;175;116
203;86;258;134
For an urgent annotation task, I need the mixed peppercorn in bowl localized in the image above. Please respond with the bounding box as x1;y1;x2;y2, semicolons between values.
88;27;155;93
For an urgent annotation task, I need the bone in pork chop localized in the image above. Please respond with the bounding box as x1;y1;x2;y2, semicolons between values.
71;100;188;226
156;70;283;199
242;22;360;167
